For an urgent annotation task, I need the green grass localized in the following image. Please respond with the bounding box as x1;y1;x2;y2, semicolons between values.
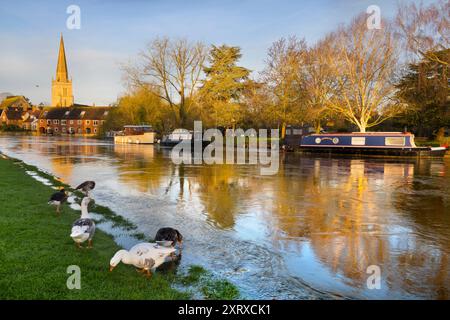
201;279;240;300
177;266;240;300
0;155;240;300
178;266;207;286
0;157;189;299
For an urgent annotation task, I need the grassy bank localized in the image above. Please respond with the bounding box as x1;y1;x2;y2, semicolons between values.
0;156;239;300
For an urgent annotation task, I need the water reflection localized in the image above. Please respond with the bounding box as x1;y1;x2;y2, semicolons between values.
271;158;449;299
0;135;448;299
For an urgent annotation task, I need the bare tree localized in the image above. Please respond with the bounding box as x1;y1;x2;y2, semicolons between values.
326;15;403;133
301;35;338;133
261;36;307;138
396;0;449;66
124;37;207;127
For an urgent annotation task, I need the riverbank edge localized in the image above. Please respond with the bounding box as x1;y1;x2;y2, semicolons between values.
0;152;239;300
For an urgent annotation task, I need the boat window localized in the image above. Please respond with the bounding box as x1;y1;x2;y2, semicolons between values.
286;129;292;135
293;129;303;135
351;137;366;145
385;137;405;146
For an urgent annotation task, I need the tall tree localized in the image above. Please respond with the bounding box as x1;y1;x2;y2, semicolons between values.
199;45;251;128
396;0;449;66
326;15;403;133
396;49;450;137
124;37;207;127
261;37;307;138
241;80;274;129
301;36;337;133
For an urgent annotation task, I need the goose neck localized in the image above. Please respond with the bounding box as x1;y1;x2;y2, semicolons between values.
81;204;90;219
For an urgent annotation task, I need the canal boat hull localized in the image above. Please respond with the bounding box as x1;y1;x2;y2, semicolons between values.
299;146;447;158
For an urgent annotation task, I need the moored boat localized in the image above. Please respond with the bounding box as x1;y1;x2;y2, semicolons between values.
299;132;447;158
160;129;210;149
160;129;193;147
114;125;156;144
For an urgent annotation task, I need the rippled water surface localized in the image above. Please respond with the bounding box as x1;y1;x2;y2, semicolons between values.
0;135;449;299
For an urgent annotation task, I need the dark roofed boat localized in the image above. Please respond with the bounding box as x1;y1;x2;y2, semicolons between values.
299;132;447;158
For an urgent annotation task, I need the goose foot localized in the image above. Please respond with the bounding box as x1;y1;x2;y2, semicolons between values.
87;240;93;249
144;270;153;279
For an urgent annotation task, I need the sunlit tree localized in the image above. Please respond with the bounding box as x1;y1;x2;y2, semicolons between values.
261;36;307;138
102;85;172;133
396;0;449;66
301;36;338;133
396;49;450;137
124;37;207;127
326;15;403;132
199;45;251;128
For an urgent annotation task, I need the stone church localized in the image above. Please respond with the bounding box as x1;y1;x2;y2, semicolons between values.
51;34;74;107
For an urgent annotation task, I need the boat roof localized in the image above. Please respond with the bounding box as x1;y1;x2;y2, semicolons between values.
309;132;413;136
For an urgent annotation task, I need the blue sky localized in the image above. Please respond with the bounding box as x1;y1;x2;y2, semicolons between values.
0;0;426;105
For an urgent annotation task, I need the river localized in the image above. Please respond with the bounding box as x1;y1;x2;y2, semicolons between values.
0;135;448;299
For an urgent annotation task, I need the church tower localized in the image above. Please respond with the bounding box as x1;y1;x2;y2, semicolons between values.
51;34;74;107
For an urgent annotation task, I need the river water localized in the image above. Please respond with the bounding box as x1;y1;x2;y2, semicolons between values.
0;135;449;299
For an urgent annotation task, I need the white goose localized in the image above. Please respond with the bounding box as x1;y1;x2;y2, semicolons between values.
70;197;96;249
109;243;176;277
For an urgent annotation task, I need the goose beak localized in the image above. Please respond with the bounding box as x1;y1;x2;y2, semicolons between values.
109;265;115;272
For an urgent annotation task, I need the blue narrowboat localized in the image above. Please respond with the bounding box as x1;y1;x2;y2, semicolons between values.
299;132;447;157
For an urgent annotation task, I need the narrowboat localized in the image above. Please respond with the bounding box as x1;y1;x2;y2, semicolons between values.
114;125;156;144
299;132;447;158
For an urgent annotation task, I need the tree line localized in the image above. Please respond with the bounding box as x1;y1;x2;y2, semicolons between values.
103;0;449;139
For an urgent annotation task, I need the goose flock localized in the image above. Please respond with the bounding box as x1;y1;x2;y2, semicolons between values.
48;181;183;278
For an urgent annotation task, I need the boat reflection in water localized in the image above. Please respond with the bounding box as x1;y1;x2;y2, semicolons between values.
0;135;448;299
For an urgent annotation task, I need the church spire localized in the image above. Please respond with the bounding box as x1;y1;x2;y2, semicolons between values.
56;33;69;82
52;33;73;107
